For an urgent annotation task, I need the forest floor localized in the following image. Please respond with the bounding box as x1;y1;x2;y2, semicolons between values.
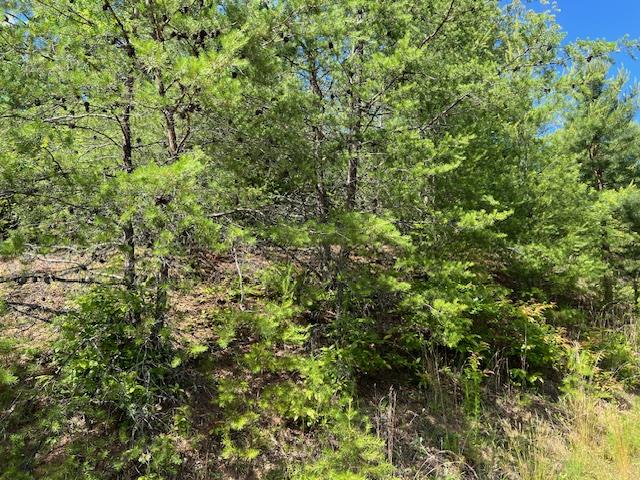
2;253;640;479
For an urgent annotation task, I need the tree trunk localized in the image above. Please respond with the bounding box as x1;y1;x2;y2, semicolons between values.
336;38;364;321
633;274;639;314
153;69;180;328
122;73;139;323
306;49;332;277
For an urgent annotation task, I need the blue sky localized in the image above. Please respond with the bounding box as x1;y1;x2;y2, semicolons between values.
545;0;640;83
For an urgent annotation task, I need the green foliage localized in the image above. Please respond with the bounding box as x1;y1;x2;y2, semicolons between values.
0;338;17;387
55;289;174;422
463;353;483;419
561;346;601;396
32;288;190;479
588;330;640;389
1;0;640;478
211;265;357;466
290;405;396;480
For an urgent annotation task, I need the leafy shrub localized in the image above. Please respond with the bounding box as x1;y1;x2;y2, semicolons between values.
46;287;188;478
290;405;396;480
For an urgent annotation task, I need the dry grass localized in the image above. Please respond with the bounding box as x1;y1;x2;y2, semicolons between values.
514;391;640;480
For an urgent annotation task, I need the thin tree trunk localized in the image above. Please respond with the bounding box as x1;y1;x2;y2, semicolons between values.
156;77;179;160
336;38;364;320
589;139;615;316
633;274;639;314
345;41;364;211
345;126;361;211
595;169;614;315
122;73;139;323
153;69;180;327
307;50;332;276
